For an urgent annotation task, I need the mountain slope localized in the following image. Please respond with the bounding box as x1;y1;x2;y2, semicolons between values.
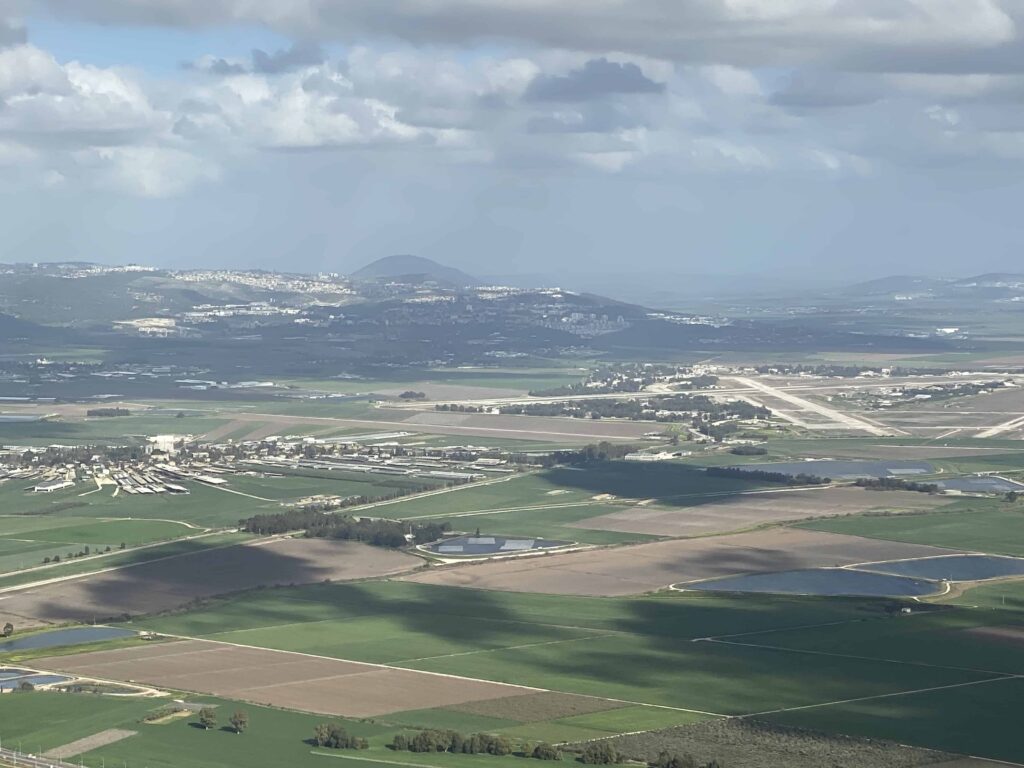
352;255;477;286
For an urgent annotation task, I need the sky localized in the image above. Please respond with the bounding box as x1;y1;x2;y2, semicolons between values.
2;1;1024;282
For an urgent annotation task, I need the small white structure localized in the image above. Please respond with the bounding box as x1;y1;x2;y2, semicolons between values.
33;479;74;493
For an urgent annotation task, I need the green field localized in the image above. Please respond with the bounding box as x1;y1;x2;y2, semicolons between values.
0;480;274;528
0;692;403;768
0;531;249;590
129;581;1023;748
0;412;233;446
0;516;197;573
374;463;765;543
798;502;1024;556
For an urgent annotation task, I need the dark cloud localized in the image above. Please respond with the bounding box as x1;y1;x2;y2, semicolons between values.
183;41;325;75
251;41;325;73
183;56;247;75
33;1;1024;76
0;19;27;47
771;72;885;110
525;58;664;102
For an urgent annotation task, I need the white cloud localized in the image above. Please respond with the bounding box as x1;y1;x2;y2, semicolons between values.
0;44;164;142
76;145;218;197
701;65;762;97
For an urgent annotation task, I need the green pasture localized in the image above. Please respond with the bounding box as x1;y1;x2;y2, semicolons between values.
375;461;771;543
0;692;396;768
798;502;1024;556
0;480;275;527
0;531;248;590
132;581;1002;720
0;413;232;446
379;463;765;540
426;502;653;545
765;676;1024;765
0;516;195;573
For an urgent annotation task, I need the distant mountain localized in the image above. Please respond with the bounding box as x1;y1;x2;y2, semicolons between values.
843;275;951;297
950;273;1024;289
351;255;477;287
843;273;1024;301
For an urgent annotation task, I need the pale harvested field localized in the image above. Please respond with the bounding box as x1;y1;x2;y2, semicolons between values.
402;529;958;596
38;640;535;718
43;729;136;759
0;539;419;625
571;487;949;537
393;410;656;439
197;409;649;443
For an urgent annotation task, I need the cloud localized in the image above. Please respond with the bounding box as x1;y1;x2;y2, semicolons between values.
771;72;885;109
252;41;325;73
186;42;325;75
0;44;164;145
187;55;247;75
75;145;218;197
527;103;646;134
173;66;426;149
0;18;26;47
32;0;1020;73
525;58;664;102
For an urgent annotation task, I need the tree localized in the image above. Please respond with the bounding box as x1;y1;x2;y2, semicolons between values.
1007;491;1020;503
390;734;409;751
652;752;696;768
581;742;619;765
533;743;561;760
2;622;13;637
314;723;333;747
198;707;217;730
229;710;249;734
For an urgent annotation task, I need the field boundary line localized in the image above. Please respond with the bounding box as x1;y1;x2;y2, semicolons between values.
743;673;1022;717
707;637;1014;676
392;631;619;663
0;531;245;594
697;618;870;641
201;605;635;639
157;634;727;717
310;751;456;767
403;500;609;521
159;634;548;692
343;471;534;514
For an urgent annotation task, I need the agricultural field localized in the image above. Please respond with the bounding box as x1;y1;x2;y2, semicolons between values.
568;486;951;538
0;538;420;627
85;578;1024;762
405;528;955;595
0;532;245;591
0;478;276;529
375;463;777;544
0;691;400;768
0;516;198;574
799;500;1024;557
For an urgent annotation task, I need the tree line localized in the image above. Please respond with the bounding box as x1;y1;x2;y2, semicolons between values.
86;407;131;417
387;729;723;767
497;395;767;423
706;466;830;485
238;510;450;548
854;477;940;493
